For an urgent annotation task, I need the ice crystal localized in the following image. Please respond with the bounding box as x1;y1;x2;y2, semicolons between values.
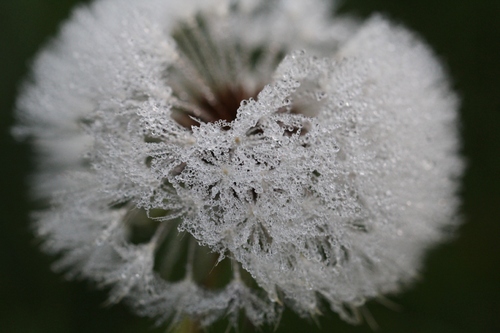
15;0;463;328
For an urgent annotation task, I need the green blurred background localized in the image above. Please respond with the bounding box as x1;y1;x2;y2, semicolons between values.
1;0;499;332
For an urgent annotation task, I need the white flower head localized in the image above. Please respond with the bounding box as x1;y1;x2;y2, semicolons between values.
15;0;463;328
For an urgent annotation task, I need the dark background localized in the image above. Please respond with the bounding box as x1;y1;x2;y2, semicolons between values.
1;0;499;332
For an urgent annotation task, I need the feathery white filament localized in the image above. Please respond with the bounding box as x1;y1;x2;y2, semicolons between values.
15;0;462;327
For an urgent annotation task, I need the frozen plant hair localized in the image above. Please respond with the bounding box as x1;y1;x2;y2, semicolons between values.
15;0;463;328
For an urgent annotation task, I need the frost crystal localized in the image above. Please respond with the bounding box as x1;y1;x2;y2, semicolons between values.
15;0;463;328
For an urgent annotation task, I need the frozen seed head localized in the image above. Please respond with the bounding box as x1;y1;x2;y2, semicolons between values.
15;0;463;328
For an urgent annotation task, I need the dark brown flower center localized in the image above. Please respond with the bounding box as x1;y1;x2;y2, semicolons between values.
171;84;260;128
168;14;281;129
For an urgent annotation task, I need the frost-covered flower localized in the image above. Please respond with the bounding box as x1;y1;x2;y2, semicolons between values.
15;0;463;328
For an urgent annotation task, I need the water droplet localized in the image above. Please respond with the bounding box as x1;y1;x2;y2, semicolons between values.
315;91;327;101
